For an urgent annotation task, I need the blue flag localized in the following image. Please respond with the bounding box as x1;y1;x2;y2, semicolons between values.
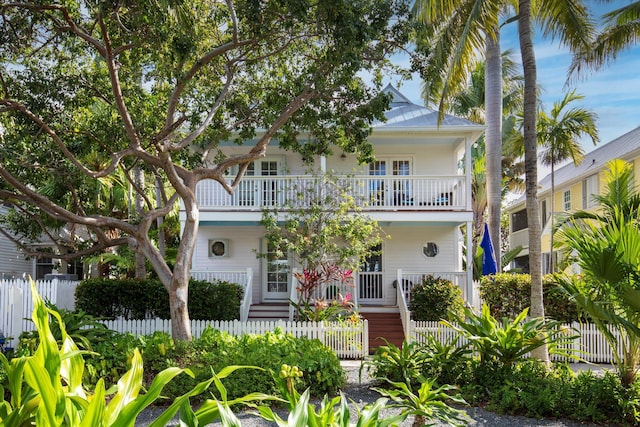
480;223;498;275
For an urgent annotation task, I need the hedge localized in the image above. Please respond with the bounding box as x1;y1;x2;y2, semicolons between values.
75;278;243;320
479;273;580;322
409;274;465;321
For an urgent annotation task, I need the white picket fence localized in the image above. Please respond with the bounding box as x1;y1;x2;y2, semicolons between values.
0;279;79;348
101;318;369;359
409;321;621;363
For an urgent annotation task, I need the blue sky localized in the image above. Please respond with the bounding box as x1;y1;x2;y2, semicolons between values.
388;1;640;155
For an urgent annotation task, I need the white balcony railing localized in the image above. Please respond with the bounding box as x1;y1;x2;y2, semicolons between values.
510;229;529;249
196;175;468;211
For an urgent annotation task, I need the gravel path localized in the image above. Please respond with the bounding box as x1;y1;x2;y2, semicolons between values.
135;361;616;426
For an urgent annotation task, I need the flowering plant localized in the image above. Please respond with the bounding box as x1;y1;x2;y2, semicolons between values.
291;262;361;323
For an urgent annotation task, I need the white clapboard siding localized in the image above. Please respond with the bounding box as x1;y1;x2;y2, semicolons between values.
101;318;368;359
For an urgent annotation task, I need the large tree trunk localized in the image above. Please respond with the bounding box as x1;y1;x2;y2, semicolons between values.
134;166;147;279
519;0;548;363
485;29;503;269
144;193;199;341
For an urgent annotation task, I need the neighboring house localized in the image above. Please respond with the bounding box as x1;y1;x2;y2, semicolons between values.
0;204;83;281
181;85;484;327
0;205;33;279
506;126;640;273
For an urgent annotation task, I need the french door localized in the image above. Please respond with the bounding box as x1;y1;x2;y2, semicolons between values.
262;242;291;301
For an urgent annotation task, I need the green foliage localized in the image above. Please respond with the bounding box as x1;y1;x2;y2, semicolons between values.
134;327;345;402
445;304;578;368
362;340;430;389
375;379;469;427
479;273;580;322
257;366;408;427
19;301;116;352
260;171;386;273
0;280;269;427
555;159;640;386
409;275;465;321
418;333;473;387
75;278;242;320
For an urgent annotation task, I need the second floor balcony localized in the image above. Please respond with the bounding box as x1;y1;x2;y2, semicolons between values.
196;175;469;212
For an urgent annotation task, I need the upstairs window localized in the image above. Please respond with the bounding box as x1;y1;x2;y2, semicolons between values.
563;190;571;211
582;174;599;209
511;209;528;232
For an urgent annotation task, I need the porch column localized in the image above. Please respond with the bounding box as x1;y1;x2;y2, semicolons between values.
465;136;472;210
320;155;327;173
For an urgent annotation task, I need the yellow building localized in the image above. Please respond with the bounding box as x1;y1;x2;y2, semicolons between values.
506;126;640;273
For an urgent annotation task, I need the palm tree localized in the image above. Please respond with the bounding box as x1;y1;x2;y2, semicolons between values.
537;90;599;273
555;159;640;386
571;1;640;74
517;0;595;362
413;0;506;268
448;52;525;258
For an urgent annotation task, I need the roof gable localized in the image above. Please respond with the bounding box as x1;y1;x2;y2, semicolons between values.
373;84;482;129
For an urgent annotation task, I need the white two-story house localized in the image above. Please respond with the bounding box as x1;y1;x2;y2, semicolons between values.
182;85;484;323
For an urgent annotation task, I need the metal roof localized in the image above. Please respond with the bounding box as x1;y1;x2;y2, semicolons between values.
511;125;640;205
372;84;483;129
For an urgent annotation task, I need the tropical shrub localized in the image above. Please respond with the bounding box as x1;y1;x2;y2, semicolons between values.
479;273;580;322
361;340;431;389
138;327;345;401
75;278;243;320
19;302;116;352
0;280;267;427
444;304;578;369
409;275;465;321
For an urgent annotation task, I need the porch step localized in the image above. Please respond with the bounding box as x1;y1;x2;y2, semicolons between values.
247;303;289;321
361;311;405;354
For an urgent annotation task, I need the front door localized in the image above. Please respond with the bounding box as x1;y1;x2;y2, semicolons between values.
262;242;291;301
359;244;384;303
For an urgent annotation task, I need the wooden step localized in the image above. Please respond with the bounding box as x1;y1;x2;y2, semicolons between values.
247;303;289;321
361;312;405;353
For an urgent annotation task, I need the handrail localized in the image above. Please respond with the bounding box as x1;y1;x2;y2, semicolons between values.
396;269;412;340
195;175;467;211
240;268;253;322
288;269;299;321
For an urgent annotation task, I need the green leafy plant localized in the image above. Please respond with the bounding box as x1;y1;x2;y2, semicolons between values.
19;302;115;352
375;379;469;427
0;280;270;426
409;275;465;321
254;363;407;427
479;273;580;322
418;333;472;387
444;304;578;368
75;278;243;320
361;339;430;389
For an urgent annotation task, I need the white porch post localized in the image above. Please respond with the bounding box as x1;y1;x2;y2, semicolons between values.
320;155;327;173
465;136;472;210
